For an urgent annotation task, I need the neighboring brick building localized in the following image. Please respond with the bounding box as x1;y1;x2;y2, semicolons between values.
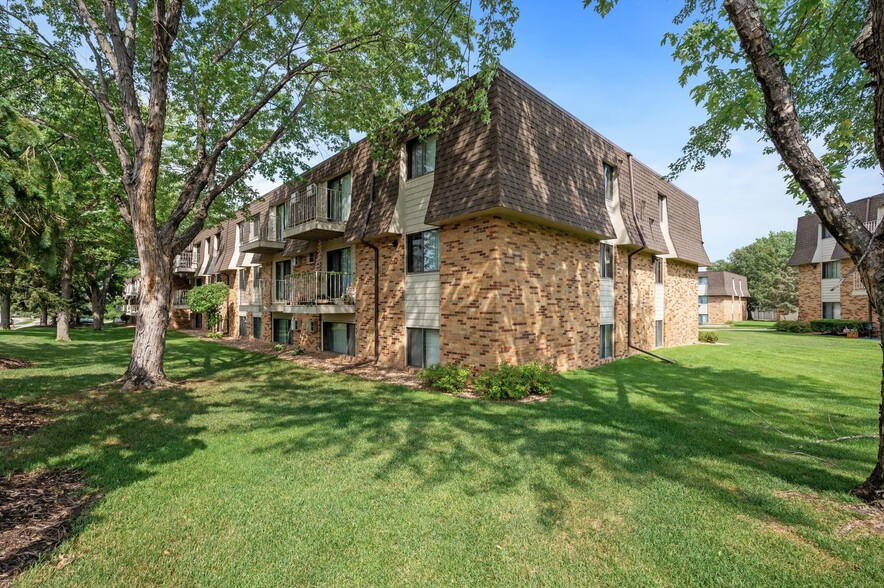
787;194;881;324
697;271;749;324
129;68;711;371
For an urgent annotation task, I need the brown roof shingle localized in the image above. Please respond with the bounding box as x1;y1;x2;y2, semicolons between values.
700;271;750;297
787;193;884;266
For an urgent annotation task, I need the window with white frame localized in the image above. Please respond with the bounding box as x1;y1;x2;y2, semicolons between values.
822;302;841;319
604;163;616;203
407;135;437;179
600;243;614;279
822;260;840;279
407;328;440;368
600;324;613;359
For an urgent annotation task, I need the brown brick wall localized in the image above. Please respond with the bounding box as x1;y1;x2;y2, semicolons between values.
626;252;656;351
706;296;747;324
440;216;589;369
355;237;405;365
665;259;699;346
839;259;877;322
798;264;821;321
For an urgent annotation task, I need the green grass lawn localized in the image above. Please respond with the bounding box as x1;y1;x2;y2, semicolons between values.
2;326;883;587
732;320;777;328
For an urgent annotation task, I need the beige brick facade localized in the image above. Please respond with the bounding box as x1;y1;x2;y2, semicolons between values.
797;264;821;322
665;260;700;346
705;296;747;325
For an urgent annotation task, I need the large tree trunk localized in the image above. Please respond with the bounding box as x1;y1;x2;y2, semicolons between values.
56;237;75;342
90;284;105;331
725;0;884;503
119;231;172;390
0;292;11;330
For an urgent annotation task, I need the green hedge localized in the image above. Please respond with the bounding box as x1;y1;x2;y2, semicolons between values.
698;331;719;343
418;363;472;394
808;319;867;335
775;321;812;333
474;361;555;400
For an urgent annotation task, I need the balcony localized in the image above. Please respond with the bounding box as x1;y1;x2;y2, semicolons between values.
854;272;867;295
173;251;197;273
122;304;139;315
283;188;350;240
123;279;141;299
273;271;355;313
240;213;285;254
172;290;189;308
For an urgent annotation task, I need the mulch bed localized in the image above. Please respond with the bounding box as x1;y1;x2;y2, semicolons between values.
0;401;50;438
0;357;33;370
0;469;94;586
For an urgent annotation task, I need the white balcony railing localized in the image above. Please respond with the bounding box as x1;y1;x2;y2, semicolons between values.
288;188;350;228
239;289;248;305
172;290;189;306
854;273;866;293
173;250;197;272
241;212;283;244
123;278;141;299
272;272;355;305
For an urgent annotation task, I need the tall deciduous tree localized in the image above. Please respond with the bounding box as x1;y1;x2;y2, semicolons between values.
585;0;884;502
1;0;517;389
708;231;798;317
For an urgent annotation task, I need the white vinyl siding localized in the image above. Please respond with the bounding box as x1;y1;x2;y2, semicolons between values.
600;279;614;325
405;273;440;329
402;170;440;330
655;283;665;321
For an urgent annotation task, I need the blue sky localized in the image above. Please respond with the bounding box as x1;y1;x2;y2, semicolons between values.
253;0;882;262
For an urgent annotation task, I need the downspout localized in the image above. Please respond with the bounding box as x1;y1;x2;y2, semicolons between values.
626;153;675;364
360;166;381;362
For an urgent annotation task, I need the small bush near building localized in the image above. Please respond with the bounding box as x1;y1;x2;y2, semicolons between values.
204;331;224;339
699;331;719;343
774;321;812;333
418;363;472;394
808;319;867;335
474;361;555;400
273;344;285;352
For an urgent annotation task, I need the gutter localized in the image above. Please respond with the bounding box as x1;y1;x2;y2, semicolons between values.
359;166;381;362
625;153;676;365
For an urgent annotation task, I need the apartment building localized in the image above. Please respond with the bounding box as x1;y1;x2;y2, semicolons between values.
787;194;882;323
143;68;710;371
697;271;749;324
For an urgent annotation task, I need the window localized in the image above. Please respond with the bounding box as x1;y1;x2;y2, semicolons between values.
407;328;440;368
699;314;709;324
239;269;247;295
658;194;666;221
822;260;840;279
275;203;287;239
821;225;833;239
600;243;614;279
252;316;262;340
407;135;437;179
239;316;247;338
307;253;316;264
273;318;292;344
252;266;261;295
275;260;291;301
600;324;613;359
323;322;355;355
293;319;300;332
327;172;352;221
604;164;616;203
698;295;708;305
194;313;202;329
654;258;664;284
822;302;841;319
655;320;664;348
407;230;440;273
213;234;219;251
698;276;708;286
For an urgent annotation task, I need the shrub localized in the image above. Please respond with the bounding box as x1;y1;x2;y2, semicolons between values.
273;344;285;352
698;331;719;343
204;331;224;339
474;361;556;400
775;320;812;333
418;363;472;394
808;319;866;335
290;346;304;356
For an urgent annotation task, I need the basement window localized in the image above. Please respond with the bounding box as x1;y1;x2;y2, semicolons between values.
600;324;613;359
822;302;841;320
407;328;440;368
